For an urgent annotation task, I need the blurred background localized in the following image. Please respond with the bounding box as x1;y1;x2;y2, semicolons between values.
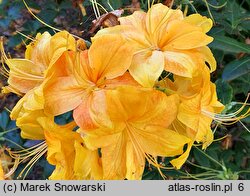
0;0;249;179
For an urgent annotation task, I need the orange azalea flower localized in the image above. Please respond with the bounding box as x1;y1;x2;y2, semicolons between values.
83;86;191;179
94;3;215;87
1;31;77;139
44;34;138;130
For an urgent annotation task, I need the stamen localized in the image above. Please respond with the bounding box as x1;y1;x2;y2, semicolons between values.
16;31;35;42
126;123;173;179
6;141;47;179
1;38;44;83
201;93;250;125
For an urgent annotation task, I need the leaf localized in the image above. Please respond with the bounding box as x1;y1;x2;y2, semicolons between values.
7;5;21;20
0;111;9;131
209;35;250;53
230;74;250;95
240;131;250;142
7;34;23;48
38;9;57;24
193;148;211;167
215;79;233;105
222;57;250;81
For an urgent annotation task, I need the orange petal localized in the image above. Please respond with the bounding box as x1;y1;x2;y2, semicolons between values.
88;34;134;82
132;125;191;157
25;32;51;70
125;139;145;180
104;72;140;89
146;3;183;46
73;93;96;130
119;10;146;31
161;21;213;50
74;90;113;130
164;51;195;77
84;131;127;180
48;31;76;66
44;76;84;116
5;59;43;93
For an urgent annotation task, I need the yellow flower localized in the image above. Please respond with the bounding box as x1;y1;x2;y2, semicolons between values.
1;31;76;95
83;86;191;179
44;34;138;130
177;82;224;149
94;3;215;87
10;85;50;139
0;160;4;180
1;31;77;140
155;65;223;167
39;118;102;180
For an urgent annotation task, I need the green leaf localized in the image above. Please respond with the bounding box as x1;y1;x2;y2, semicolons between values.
222;57;250;81
193;148;211;167
209;35;250;53
230;74;250;95
215;79;233;105
0;111;9;131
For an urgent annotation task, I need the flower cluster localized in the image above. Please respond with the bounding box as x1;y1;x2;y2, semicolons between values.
1;3;248;180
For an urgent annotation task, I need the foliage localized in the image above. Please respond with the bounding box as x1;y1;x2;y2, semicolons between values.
0;0;249;180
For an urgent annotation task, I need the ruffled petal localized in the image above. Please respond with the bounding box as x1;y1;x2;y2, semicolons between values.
48;31;76;66
196;46;217;72
74;140;103;180
184;14;213;33
170;142;193;169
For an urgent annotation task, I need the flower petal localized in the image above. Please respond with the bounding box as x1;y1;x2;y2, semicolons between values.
196;46;217;72
5;59;43;93
184;14;213;33
0;160;4;180
85;131;127;179
164;51;196;77
162;21;213;50
132;125;191;157
44;76;84;116
129;50;165;87
146;3;183;45
89;34;134;82
48;31;76;66
74;141;103;180
125;139;145;180
170;142;193;169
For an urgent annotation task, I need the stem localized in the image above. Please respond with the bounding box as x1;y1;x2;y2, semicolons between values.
202;0;215;24
194;146;225;168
